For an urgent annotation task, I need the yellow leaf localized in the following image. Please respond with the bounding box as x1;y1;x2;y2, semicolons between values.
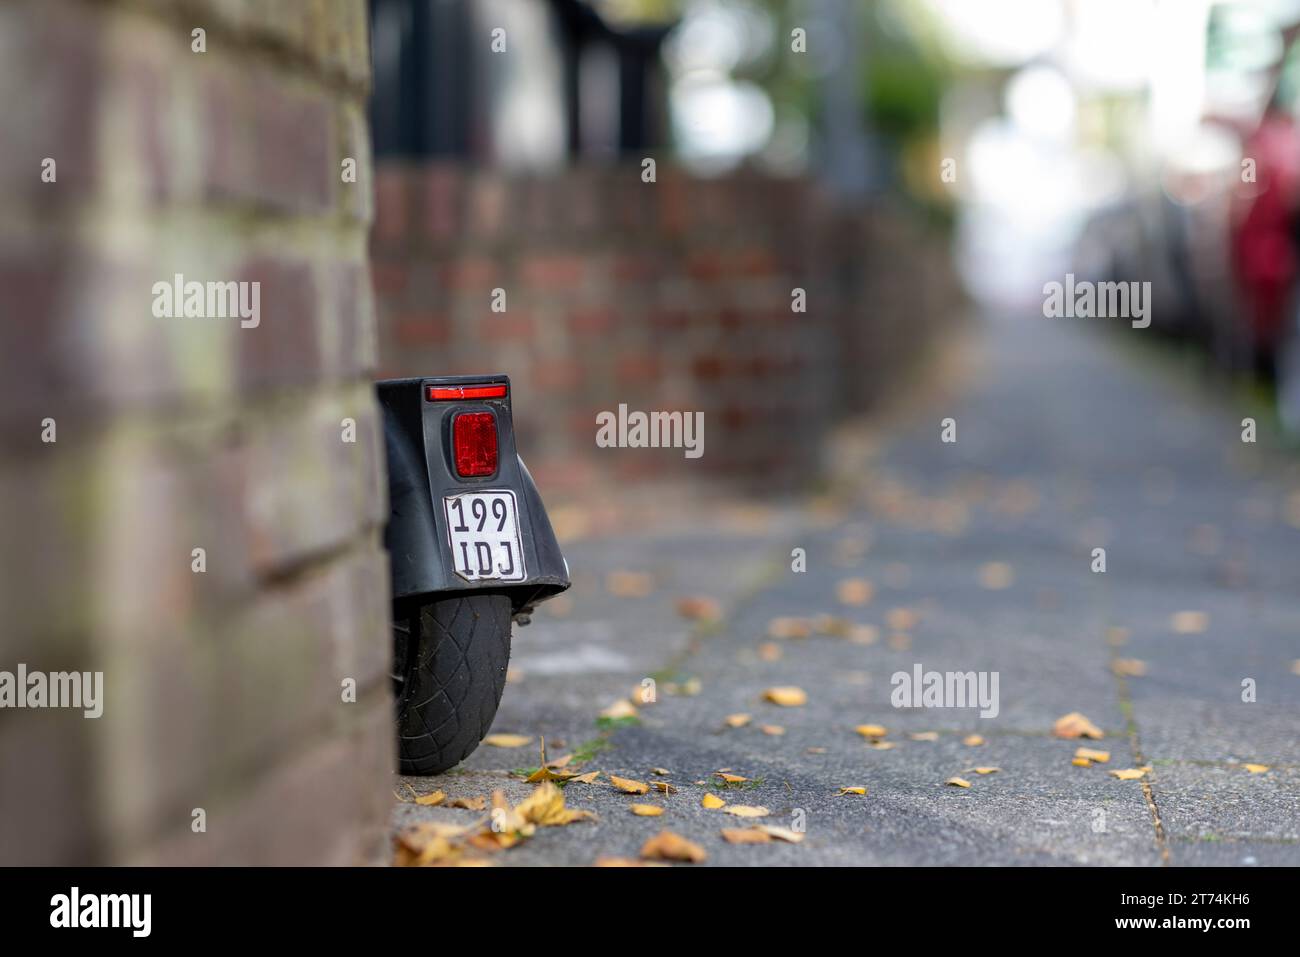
724;713;752;728
415;790;446;806
675;596;721;621
946;777;971;788
755;824;804;844
963;735;985;746
446;796;487;810
609;775;649;795
763;686;807;707
886;607;918;631
760;725;785;736
910;731;939;742
701;793;726;809
594;856;659;867
757;642;784;661
838;786;868;795
1052;712;1104;740
848;624;879;645
1109;768;1148;780
721;828;772;844
1170;610;1208;634
767;616;812;639
715;772;748;783
600;699;638;720
978;562;1015;590
854;724;888;739
867;741;895;750
568;771;601;785
1243;763;1270;774
837;578;874;606
640;830;707;863
629;804;665;816
1075;747;1111;763
483;734;532;748
723;805;770;818
814;615;852;636
1071;757;1092;767
514;782;596;826
651;781;677;794
525;765;577;783
971;767;1000;775
1111;659;1147;678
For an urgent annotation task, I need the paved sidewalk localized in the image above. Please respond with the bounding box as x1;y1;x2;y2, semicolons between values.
393;314;1300;866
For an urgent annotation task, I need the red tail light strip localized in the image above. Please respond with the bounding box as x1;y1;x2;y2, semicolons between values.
427;383;508;401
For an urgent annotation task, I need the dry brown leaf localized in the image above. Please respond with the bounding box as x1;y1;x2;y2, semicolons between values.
640;830;707;863
1111;659;1148;678
814;615;852;636
837;578;874;606
886;607;918;631
1075;747;1111;763
723;805;770;818
767;616;812;639
629;804;665;816
757;641;784;661
415;790;447;806
651;767;670;775
1171;610;1208;634
1053;712;1104;740
724;713;752;728
609;775;649;795
600;699;639;720
446;796;487;810
1291;659;1300;676
838;786;868;795
1109;768;1148;780
701;793;726;809
651;781;677;794
714;772;748;783
763;686;807;707
606;570;654;597
963;734;985;746
854;723;888;739
848;624;879;645
1243;763;1270;774
483;733;532;748
526;765;578;783
675;596;721;621
514;781;596;826
760;725;786;736
946;777;972;788
756;824;804;843
568;771;601;785
721;827;772;844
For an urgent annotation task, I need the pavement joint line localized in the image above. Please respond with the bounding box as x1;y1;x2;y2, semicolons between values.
1109;647;1171;866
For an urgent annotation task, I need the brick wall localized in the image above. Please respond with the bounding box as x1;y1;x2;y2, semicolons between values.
0;0;391;864
370;163;962;498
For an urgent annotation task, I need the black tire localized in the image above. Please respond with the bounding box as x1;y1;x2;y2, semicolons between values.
391;593;513;775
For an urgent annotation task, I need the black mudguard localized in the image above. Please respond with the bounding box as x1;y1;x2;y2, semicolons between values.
377;375;571;616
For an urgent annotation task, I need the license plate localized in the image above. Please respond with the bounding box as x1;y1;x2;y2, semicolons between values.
442;490;526;582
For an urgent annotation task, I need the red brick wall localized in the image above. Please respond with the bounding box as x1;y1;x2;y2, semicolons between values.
371;163;962;498
0;0;391;864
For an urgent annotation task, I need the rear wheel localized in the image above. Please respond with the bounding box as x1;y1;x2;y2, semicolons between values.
391;593;513;775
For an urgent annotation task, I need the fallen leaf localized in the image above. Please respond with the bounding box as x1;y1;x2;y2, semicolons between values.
651;781;677;794
814;615;852;636
606;570;654;597
848;624;879;645
721;828;772;844
837;578;874;606
854;724;888;739
1075;747;1111;763
675;596;721;621
886;607;918;631
1106;626;1130;647
1291;659;1300;677
1171;610;1208;634
1111;659;1148;678
651;767;670;776
609;775;650;795
763;686;807;707
1243;763;1270;774
838;786;868;795
483;734;532;748
525;765;578;783
760;724;786;736
629;804;665;816
946;777;972;788
978;562;1015;590
757;642;784;661
714;772;749;784
767;616;812;639
640;830;707;863
600;699;639;720
867;741;895;751
1053;712;1104;740
755;824;804;843
594;856;656;867
723;805;770;818
505;667;525;684
910;731;939;742
806;747;827;754
514;782;596;826
1072;757;1092;767
724;713;752;729
888;632;912;651
963;734;985;746
446;796;487;810
415;790;446;806
1109;768;1148;780
701;793;726;809
971;767;1000;775
568;771;601;785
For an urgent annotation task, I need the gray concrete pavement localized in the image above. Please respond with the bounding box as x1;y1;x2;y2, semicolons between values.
392;313;1300;866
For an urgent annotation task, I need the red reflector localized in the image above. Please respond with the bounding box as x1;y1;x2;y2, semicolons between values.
427;383;508;401
453;412;498;477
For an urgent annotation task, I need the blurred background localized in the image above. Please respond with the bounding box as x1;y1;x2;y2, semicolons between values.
2;0;1299;865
